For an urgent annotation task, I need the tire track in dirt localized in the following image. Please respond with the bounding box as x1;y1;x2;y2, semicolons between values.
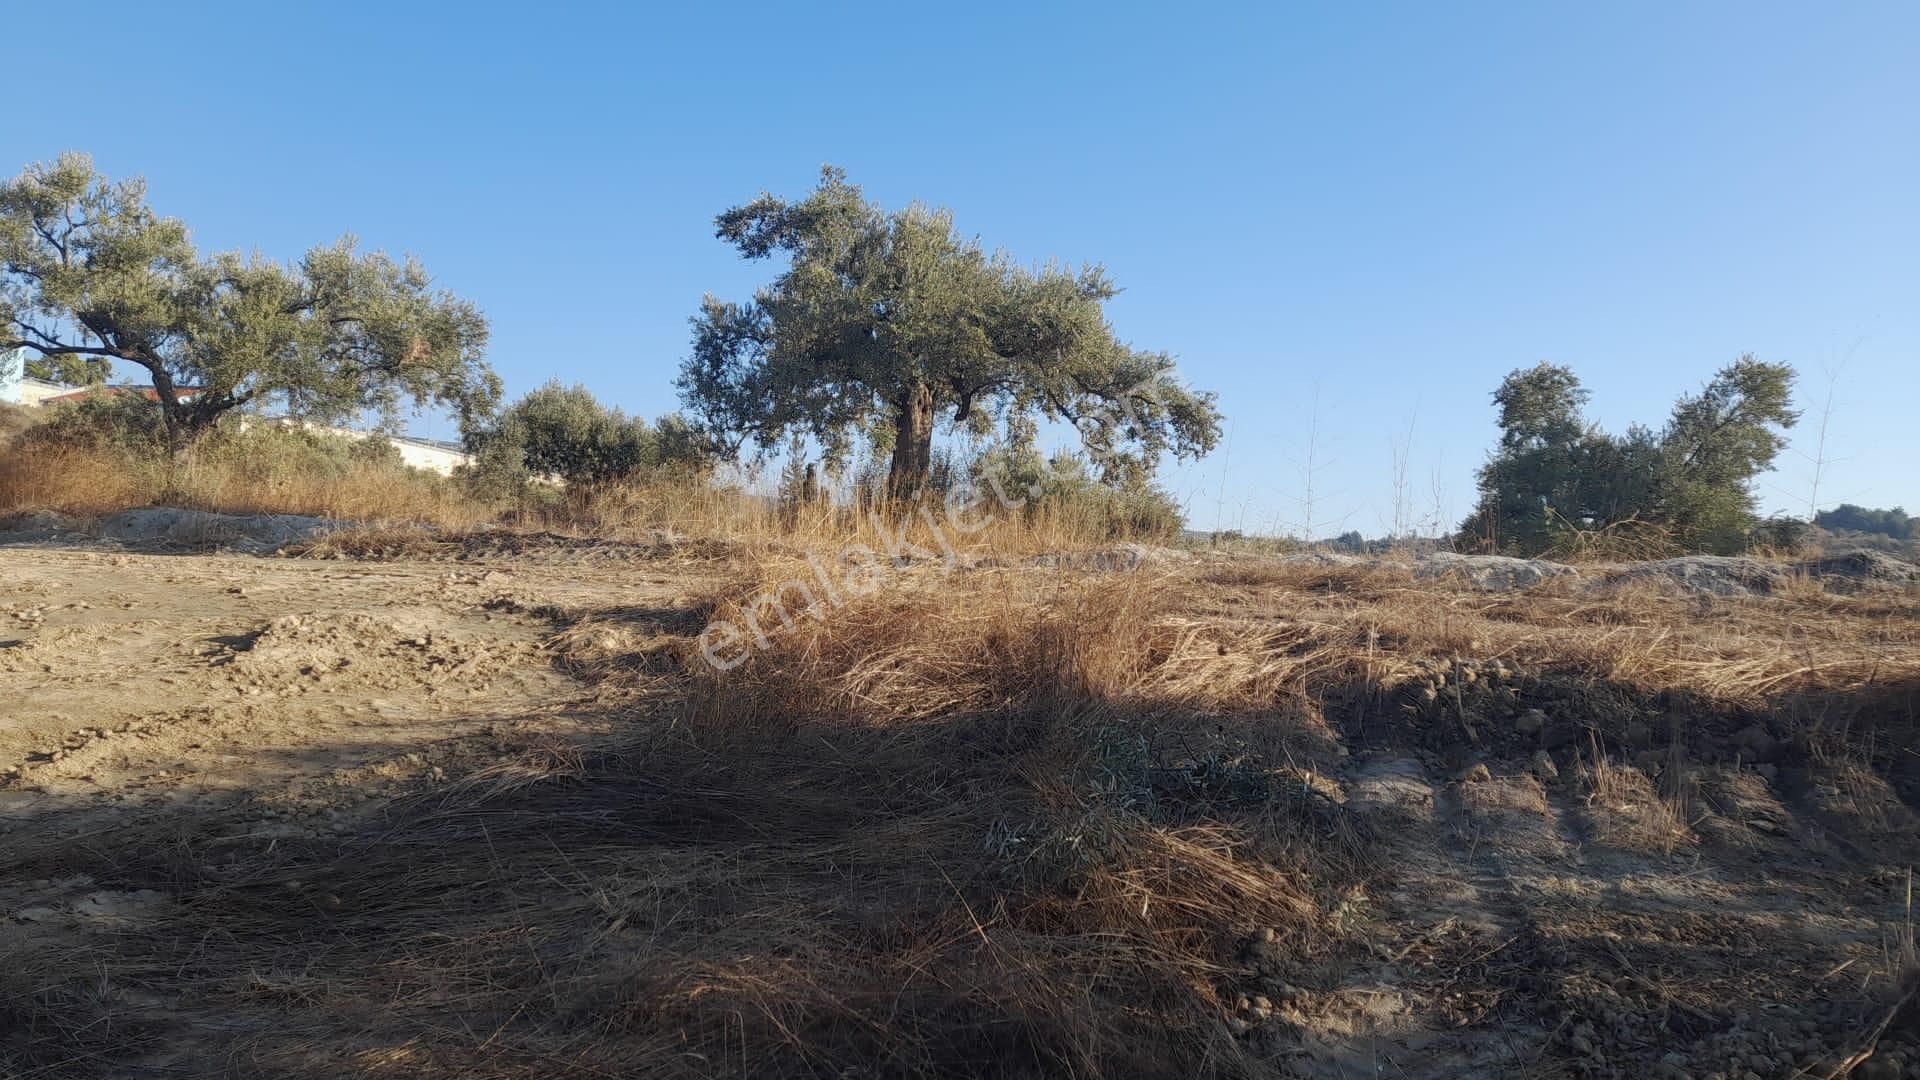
0;546;704;847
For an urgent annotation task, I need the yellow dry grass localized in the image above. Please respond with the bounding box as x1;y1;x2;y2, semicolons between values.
0;439;491;527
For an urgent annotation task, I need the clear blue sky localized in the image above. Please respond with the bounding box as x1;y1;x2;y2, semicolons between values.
9;1;1916;534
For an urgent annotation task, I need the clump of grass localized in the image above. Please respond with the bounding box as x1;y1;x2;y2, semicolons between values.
1543;515;1682;563
1575;736;1696;855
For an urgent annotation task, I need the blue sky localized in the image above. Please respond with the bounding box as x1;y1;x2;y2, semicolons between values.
8;1;1915;534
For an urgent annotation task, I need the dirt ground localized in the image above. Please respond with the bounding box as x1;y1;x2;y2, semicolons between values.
0;545;698;817
4;534;1919;1078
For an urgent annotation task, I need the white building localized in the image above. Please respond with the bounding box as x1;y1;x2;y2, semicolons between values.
385;435;473;476
0;351;62;406
0;352;475;475
245;417;473;477
6;377;73;407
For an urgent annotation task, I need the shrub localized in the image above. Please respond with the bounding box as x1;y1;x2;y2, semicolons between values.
17;394;167;456
975;448;1186;542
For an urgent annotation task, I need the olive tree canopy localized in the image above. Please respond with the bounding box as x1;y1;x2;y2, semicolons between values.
679;167;1221;499
0;153;498;453
1461;357;1797;554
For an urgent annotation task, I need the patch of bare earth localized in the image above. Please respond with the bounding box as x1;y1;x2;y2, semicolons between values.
2;543;1918;1078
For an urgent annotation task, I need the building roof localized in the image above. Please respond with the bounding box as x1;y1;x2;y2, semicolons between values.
388;434;468;454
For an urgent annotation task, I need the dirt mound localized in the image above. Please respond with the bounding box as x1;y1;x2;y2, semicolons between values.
0;510;83;544
285;524;729;562
221;610;540;695
95;507;343;553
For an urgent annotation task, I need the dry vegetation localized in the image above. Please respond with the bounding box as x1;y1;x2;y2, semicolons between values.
6;404;1920;1077
0;405;1167;555
3;515;1919;1077
0;438;493;527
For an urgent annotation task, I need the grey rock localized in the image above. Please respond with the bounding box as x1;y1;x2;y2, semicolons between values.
1028;542;1186;573
1601;556;1788;598
1415;552;1580;592
1801;550;1920;590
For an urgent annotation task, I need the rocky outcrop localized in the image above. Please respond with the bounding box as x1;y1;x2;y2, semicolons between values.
1414;552;1580;592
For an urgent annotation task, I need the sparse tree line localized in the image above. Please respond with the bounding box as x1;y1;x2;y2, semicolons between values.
1;156;1215;534
1814;504;1915;542
0;153;1888;553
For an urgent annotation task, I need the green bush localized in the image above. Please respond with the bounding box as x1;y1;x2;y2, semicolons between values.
198;422;405;481
976;447;1186;541
19;395;168;455
464;382;711;499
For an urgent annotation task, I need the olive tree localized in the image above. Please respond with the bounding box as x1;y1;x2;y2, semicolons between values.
465;381;708;491
0;153;498;455
680;167;1221;500
1460;356;1797;554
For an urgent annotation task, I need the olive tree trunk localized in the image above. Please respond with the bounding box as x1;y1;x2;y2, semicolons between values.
885;381;935;502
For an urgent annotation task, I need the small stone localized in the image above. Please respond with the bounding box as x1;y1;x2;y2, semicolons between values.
1569;1034;1594;1056
1227;1017;1250;1035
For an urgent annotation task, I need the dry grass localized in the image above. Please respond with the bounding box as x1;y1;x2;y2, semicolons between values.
6;561;1387;1078
0;439;491;527
5;539;1919;1076
522;475;1158;559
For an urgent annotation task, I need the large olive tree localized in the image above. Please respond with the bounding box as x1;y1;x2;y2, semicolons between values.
0;153;498;454
680;167;1221;500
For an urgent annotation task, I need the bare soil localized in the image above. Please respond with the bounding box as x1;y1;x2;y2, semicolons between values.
3;536;1918;1078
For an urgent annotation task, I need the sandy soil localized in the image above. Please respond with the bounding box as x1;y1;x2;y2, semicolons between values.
0;546;702;820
